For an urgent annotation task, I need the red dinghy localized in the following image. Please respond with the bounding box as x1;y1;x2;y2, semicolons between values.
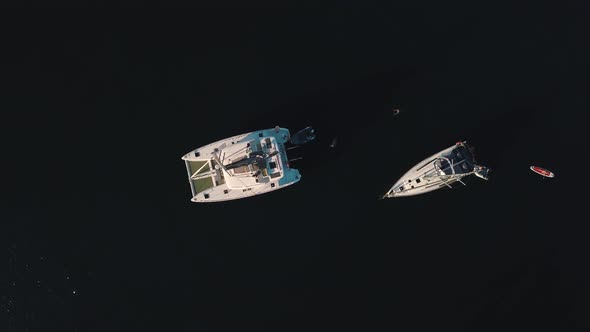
530;166;555;178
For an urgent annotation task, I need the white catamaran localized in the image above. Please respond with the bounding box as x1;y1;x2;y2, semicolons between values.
182;127;304;202
382;141;491;198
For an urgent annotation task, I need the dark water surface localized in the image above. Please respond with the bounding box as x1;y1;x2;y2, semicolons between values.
4;6;589;332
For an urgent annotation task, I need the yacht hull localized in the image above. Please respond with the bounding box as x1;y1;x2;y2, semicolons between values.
383;141;489;198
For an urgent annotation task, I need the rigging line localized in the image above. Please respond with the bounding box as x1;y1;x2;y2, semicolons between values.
218;163;268;198
223;146;249;160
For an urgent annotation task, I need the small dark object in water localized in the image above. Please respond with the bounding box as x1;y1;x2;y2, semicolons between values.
330;137;338;148
291;126;316;145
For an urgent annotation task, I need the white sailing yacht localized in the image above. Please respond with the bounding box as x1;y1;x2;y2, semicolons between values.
382;141;491;198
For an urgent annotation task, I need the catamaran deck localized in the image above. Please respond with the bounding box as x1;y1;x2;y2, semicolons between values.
182;127;301;202
185;160;222;194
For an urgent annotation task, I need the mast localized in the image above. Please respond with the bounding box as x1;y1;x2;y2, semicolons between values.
210;151;232;176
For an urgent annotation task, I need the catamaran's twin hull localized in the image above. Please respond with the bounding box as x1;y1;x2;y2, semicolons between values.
383;141;490;198
182;127;301;203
